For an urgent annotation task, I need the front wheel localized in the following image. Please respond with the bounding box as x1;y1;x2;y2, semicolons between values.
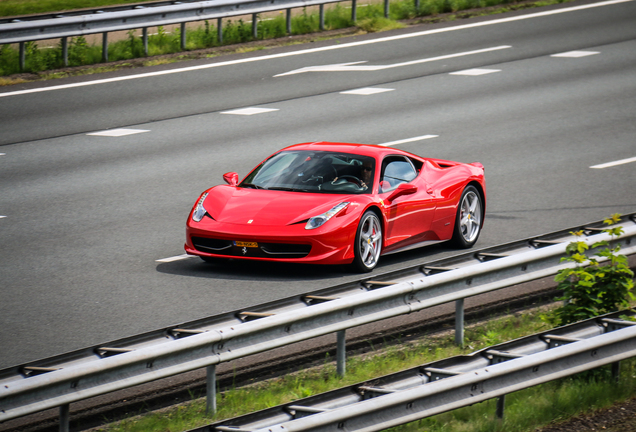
352;211;382;272
451;185;483;248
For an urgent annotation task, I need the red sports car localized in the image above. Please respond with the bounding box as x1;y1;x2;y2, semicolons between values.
185;142;485;272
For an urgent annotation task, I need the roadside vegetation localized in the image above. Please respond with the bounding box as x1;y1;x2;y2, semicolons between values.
91;216;635;432
0;0;575;80
91;309;636;432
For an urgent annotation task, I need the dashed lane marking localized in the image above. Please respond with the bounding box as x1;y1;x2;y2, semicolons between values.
551;51;600;58
87;129;150;137
590;156;636;169
221;107;279;115
450;68;501;76
341;87;395;95
380;135;439;146
156;254;196;263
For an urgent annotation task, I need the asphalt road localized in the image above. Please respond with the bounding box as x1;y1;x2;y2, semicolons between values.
0;0;635;369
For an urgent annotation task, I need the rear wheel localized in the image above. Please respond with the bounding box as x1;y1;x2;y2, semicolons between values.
352;211;382;272
451;185;483;248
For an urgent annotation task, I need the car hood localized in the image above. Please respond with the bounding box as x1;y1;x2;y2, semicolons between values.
204;186;356;226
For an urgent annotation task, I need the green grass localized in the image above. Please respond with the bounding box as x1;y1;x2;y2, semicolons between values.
0;0;147;17
90;307;636;432
0;0;576;78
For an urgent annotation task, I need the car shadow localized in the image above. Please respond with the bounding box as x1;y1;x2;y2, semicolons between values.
155;243;457;282
155;256;354;282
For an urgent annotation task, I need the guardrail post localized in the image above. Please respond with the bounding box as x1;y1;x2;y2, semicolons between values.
252;14;258;39
319;4;325;30
337;330;346;376
61;37;68;66
59;404;70;432
496;395;505;420
19;42;25;71
101;32;108;62
455;298;464;347
217;18;223;44
142;28;148;56
206;365;217;415
351;0;357;22
180;22;186;50
612;361;620;382
286;9;292;34
384;0;389;18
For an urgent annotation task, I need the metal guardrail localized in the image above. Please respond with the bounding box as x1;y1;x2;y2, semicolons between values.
0;1;209;24
195;311;636;432
0;0;344;45
0;0;364;68
1;213;635;431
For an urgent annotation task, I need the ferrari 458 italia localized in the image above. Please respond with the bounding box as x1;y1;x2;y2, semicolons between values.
185;142;486;272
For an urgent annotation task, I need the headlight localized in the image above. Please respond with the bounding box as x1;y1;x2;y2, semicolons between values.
192;193;209;222
305;202;350;230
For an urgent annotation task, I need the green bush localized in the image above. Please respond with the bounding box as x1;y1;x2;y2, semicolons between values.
67;36;106;66
0;45;19;75
547;214;635;326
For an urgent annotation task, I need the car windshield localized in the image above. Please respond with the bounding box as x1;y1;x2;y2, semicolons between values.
240;150;375;194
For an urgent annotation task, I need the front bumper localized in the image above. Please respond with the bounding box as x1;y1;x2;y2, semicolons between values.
185;216;358;265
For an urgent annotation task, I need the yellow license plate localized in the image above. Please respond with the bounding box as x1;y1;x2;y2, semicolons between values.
234;241;258;248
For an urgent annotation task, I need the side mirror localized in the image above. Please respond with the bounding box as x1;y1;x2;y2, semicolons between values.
387;183;417;203
223;172;239;186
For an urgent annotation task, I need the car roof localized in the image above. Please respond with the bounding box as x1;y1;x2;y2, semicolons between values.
282;141;420;160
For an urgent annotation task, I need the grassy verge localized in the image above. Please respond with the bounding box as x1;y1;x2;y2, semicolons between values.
0;0;148;17
90;306;636;432
0;0;574;81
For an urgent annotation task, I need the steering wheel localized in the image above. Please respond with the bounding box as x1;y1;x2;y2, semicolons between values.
339;175;363;186
332;175;367;190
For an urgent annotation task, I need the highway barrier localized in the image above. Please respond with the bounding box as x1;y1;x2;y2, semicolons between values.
1;0;377;68
195;311;636;432
1;213;635;432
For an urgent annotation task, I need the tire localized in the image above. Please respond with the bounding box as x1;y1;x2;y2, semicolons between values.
352;211;382;272
451;185;483;248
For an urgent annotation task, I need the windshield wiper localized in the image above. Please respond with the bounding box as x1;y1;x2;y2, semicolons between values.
241;183;265;189
268;187;310;192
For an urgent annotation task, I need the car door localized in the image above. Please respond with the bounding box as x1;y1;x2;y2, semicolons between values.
378;156;436;250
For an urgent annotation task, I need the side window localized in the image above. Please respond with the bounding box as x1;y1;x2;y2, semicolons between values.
380;157;417;192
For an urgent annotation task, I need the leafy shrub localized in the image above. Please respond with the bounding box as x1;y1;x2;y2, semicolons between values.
293;8;319;35
324;4;353;30
68;36;99;66
547;214;635;326
222;19;253;44
0;45;19;75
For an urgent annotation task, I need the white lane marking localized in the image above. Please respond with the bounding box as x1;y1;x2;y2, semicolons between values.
276;46;511;76
341;87;395;95
450;68;501;76
156;254;196;263
0;216;6;219
551;51;600;58
0;153;5;156
220;107;279;115
0;0;629;98
590;156;636;169
380;135;439;146
87;128;150;137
